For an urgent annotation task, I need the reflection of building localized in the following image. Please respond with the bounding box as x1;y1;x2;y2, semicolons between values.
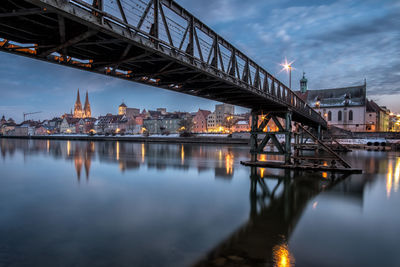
72;142;93;182
73;89;91;118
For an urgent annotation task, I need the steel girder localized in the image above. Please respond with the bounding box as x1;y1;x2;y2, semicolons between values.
0;0;327;128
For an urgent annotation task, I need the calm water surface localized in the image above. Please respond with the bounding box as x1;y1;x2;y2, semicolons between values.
0;139;399;267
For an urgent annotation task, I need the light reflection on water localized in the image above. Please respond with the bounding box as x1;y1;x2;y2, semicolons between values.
0;139;400;267
387;157;400;198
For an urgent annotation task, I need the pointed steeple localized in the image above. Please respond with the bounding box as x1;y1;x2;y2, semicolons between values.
76;89;81;105
74;89;83;118
84;90;91;118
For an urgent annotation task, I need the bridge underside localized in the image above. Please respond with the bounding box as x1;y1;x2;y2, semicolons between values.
0;0;326;129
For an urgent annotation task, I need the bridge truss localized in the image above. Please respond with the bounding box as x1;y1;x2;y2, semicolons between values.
0;0;326;128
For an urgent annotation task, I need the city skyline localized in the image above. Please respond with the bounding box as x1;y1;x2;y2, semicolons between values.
0;0;399;121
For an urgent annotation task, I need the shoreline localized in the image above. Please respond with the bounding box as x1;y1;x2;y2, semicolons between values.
0;135;250;145
1;135;399;150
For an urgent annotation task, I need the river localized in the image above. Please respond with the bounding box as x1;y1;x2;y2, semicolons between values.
0;138;399;266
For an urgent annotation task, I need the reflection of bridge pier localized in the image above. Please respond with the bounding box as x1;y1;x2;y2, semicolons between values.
193;168;349;267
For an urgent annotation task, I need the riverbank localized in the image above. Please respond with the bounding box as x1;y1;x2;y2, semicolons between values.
2;135;399;150
0;134;250;145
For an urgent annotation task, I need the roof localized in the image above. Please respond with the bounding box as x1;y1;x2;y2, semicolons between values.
19;120;41;127
119;102;127;108
236;120;249;125
97;114;127;124
197;109;211;118
64;117;82;125
303;84;366;108
366;99;380;112
2;122;16;127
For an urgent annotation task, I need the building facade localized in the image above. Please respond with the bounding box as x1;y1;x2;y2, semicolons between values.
296;75;367;132
193;109;211;133
206;104;235;132
215;104;235;127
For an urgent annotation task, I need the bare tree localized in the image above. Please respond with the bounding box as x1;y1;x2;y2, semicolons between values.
223;115;237;133
179;117;193;136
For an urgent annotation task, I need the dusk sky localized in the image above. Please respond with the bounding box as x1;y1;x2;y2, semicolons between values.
0;0;399;122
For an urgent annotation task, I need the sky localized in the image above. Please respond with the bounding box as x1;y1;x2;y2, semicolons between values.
0;0;399;122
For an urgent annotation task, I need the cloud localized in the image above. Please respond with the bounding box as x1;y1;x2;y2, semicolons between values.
176;0;275;24
231;0;400;104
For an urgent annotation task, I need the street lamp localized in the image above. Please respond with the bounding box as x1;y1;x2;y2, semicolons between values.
280;59;294;89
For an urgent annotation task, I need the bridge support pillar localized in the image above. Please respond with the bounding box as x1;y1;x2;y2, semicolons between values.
248;109;293;164
250;110;258;162
317;124;322;140
284;111;292;165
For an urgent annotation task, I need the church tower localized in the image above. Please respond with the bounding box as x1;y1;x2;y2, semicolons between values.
73;89;84;118
300;72;308;94
84;91;91;118
119;102;127;115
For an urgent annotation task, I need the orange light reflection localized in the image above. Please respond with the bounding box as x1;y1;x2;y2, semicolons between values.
181;145;185;165
141;143;145;163
273;243;294;267
225;153;234;175
67;141;71;157
387;160;393;198
116;141;120;161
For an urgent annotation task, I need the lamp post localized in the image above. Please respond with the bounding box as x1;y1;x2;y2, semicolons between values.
281;59;294;89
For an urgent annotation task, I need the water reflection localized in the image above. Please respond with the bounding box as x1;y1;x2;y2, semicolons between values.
0;139;250;182
0;139;399;266
273;242;294;267
386;157;400;198
193;167;355;266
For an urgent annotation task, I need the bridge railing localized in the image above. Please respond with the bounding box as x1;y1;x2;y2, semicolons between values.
48;0;326;126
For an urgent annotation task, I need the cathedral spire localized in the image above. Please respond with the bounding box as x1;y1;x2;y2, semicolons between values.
76;89;81;105
74;88;84;118
84;90;91;118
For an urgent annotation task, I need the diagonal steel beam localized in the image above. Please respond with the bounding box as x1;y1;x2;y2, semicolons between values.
40;30;97;57
0;8;46;18
159;2;173;46
94;52;152;70
137;0;153;29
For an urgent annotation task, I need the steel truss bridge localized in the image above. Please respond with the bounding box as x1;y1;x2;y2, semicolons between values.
0;0;326;128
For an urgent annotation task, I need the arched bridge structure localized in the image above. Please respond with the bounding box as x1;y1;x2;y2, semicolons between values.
0;0;326;129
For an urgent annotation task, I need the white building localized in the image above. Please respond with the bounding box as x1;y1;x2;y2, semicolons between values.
206;104;235;132
207;112;217;131
296;74;367;132
215;104;234;126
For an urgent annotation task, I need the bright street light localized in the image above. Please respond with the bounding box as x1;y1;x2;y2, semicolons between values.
280;58;295;89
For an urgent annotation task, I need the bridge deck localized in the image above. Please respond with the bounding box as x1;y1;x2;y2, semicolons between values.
0;0;326;128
